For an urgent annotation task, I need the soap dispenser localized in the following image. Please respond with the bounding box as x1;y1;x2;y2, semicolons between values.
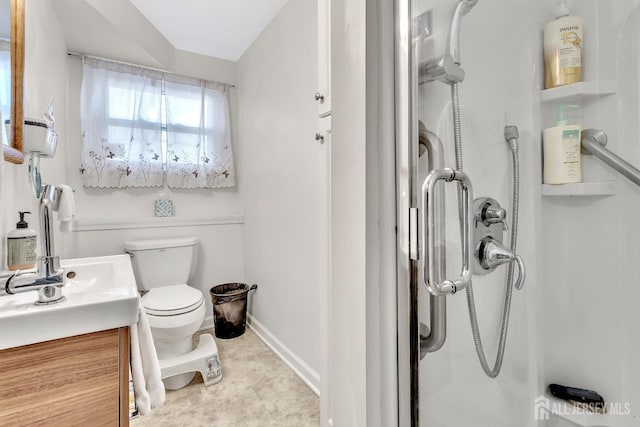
7;211;37;270
543;105;582;184
544;0;584;89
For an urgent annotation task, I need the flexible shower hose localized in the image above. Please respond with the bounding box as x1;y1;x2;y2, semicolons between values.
450;83;520;378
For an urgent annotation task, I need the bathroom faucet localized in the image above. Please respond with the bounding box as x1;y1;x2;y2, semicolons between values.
1;184;65;304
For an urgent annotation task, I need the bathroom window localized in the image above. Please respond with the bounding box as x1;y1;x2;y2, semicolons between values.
80;58;235;189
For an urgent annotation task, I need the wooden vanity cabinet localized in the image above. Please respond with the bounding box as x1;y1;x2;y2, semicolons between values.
0;327;130;426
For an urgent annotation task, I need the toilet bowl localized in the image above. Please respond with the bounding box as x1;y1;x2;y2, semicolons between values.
124;237;221;390
142;283;206;389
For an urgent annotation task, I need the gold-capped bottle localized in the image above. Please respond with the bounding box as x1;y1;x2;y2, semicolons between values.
544;0;583;89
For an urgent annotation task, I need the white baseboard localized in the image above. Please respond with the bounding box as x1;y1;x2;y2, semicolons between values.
247;314;320;396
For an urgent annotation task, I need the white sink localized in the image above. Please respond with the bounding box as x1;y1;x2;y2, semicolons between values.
0;254;139;350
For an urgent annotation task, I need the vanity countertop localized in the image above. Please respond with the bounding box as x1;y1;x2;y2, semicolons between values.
0;254;139;350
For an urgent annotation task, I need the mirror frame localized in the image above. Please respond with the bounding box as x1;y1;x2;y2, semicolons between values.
2;0;24;164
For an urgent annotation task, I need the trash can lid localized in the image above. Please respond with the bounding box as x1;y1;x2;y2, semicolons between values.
210;283;250;296
142;284;204;316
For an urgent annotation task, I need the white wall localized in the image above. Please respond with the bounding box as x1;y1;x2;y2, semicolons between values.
541;0;640;422
617;1;640;415
237;0;325;391
330;0;368;424
365;0;398;425
52;0;175;70
2;0;68;269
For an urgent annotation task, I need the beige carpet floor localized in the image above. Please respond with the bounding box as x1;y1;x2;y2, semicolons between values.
131;327;320;427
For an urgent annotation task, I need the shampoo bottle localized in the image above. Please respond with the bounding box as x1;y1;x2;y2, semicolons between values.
7;211;37;270
544;0;583;89
543;105;582;184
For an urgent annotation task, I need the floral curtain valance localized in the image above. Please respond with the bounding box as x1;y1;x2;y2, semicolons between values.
80;58;235;189
164;75;235;189
80;59;164;188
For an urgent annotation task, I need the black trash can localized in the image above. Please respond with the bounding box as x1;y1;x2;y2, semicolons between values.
209;283;258;339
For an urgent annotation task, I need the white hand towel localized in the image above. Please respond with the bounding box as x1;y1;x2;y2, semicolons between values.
130;300;165;415
57;184;76;232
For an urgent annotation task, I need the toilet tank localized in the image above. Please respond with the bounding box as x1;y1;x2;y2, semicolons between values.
123;237;199;291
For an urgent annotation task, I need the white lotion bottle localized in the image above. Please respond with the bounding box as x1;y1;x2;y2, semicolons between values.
543;105;582;184
544;0;583;89
7;211;37;270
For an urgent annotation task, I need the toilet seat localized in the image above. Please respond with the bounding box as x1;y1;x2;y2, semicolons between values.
142;284;204;316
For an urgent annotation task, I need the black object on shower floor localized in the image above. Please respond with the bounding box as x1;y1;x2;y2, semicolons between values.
548;383;606;409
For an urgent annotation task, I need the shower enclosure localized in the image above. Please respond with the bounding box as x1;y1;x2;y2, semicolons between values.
394;0;640;426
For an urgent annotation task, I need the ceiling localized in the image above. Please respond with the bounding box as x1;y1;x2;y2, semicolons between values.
129;0;289;62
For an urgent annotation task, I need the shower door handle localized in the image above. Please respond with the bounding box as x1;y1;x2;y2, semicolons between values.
422;168;473;295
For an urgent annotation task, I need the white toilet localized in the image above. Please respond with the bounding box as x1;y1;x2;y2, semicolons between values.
124;237;222;390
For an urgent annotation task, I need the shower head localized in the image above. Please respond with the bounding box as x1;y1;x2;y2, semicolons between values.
458;0;479;17
448;0;479;65
419;0;478;84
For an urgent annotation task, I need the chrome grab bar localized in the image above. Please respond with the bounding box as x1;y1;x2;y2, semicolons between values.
419;127;447;355
581;128;640;187
422;168;473;295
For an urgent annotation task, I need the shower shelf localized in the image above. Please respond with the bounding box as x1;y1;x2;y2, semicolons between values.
541;80;616;104
541;181;617;196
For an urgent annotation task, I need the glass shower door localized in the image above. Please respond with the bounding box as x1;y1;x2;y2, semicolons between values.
396;0;640;426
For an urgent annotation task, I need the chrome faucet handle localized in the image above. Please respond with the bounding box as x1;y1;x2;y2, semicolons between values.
513;254;525;290
476;237;525;290
2;270;20;294
483;206;505;222
483;206;508;230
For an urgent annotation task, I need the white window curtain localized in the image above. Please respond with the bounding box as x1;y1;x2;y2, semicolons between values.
80;58;164;188
164;75;235;189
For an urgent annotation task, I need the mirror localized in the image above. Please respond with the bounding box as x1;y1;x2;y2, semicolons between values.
1;0;23;164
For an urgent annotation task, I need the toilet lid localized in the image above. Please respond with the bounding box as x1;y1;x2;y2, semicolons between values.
142;284;204;316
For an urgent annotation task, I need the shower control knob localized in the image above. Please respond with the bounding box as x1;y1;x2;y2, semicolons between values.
314;92;325;103
483;206;507;228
